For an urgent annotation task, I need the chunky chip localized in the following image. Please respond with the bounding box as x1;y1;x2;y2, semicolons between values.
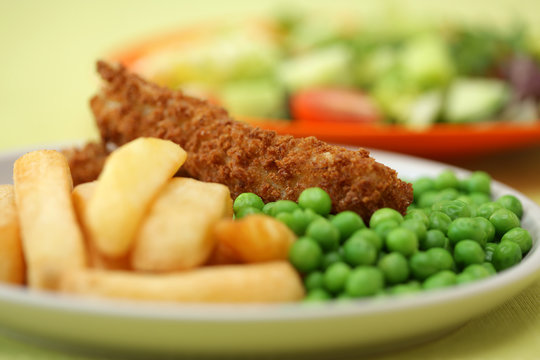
13;150;86;290
131;177;233;272
72;181;130;270
0;185;25;285
61;261;304;303
85;138;187;258
213;214;297;263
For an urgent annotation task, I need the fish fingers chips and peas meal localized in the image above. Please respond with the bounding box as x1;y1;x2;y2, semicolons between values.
131;11;540;126
0;137;531;303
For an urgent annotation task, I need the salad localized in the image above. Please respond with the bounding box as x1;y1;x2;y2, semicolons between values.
129;11;540;128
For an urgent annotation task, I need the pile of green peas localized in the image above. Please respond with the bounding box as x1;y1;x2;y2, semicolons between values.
232;169;532;302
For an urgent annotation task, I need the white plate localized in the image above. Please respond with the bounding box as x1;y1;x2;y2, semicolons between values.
0;146;540;359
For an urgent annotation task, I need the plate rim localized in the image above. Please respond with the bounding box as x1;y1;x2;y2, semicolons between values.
0;144;540;324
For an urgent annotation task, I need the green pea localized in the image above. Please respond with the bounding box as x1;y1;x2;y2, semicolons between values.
484;242;498;262
343;237;377;266
469;192;492;206
456;195;475;207
303;288;332;302
432;200;471;220
377;252;410;284
304;271;324;291
235;206;263;219
421;229;449;250
412;177;435;201
335;292;354;301
330;211;365;242
456;272;476;285
288;237;323;273
369;208;404;228
401;219;427;243
276;209;310;236
464;171;491;194
501;227;532;254
428;211;452;233
262;201;276;215
298;187;332;216
447;217;487;247
427;247;454;271
233;192;264;213
321;251;344;270
376;250;388;261
496;194;523;219
409;252;438;280
305;218;340;252
323;262;352;294
348;228;383;252
454;240;485;269
345;266;385;298
388;281;422;295
386;227;419;257
303;208;324;224
434;169;460;190
417;190;442;209
482;262;497;275
492;240;522;271
374;220;400;240
463;264;491;280
476;202;504;219
271;200;299;216
438;188;460;201
474;217;496;243
423;270;457;290
404;209;430;227
489;208;520;237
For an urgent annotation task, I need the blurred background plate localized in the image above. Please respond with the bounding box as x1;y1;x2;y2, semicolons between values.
248;119;540;158
110;13;540;159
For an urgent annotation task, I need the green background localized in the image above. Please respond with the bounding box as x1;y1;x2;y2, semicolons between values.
1;1;540;359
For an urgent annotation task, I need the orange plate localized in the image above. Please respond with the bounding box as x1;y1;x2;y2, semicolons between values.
245;118;540;159
111;21;540;160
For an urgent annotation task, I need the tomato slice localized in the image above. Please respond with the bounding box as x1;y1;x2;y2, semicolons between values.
290;88;381;123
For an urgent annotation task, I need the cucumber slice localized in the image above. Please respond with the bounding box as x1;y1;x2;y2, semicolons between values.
408;91;444;128
400;33;455;89
220;80;287;118
277;45;352;92
444;78;510;123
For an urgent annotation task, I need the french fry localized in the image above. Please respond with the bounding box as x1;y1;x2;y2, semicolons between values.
131;177;233;272
0;185;25;285
213;214;296;263
61;261;305;303
72;182;130;270
13;150;86;290
86;138;187;258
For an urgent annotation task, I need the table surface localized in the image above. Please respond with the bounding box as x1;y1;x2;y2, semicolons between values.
1;1;540;359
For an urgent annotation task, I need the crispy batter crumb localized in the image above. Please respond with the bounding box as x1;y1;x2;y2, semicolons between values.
66;61;413;221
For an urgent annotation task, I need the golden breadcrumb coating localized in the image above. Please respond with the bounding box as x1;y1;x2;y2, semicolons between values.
67;61;412;221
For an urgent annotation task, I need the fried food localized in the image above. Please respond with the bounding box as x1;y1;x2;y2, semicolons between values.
131;177;233;272
13;150;87;290
72;181;131;270
85;137;187;258
213;214;296;263
61;261;305;303
62;142;110;186
69;61;412;221
0;185;26;285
